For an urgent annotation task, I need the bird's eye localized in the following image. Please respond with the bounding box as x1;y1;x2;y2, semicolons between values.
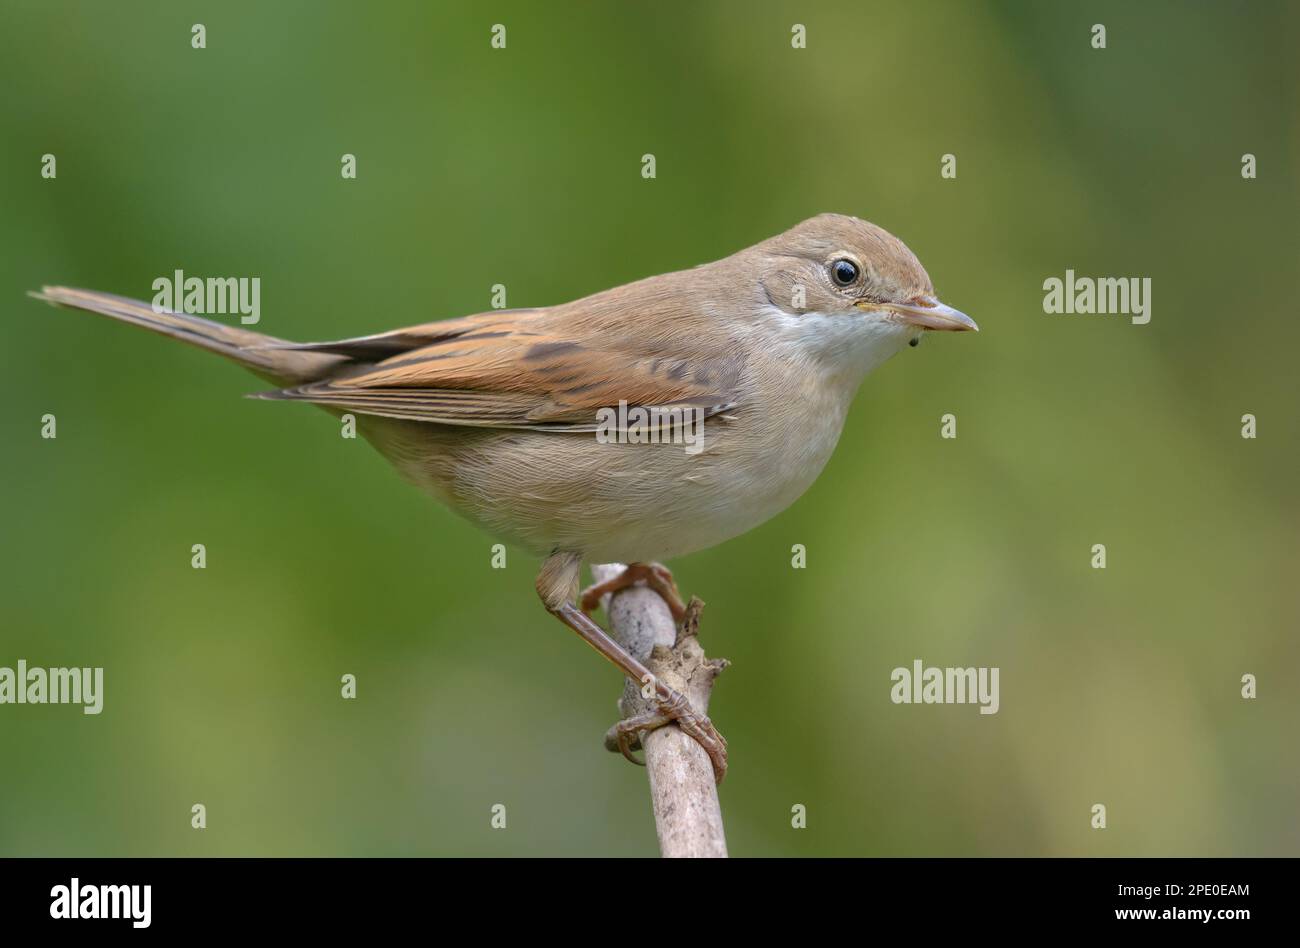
830;258;859;287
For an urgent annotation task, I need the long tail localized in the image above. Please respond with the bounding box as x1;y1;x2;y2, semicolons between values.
30;286;346;387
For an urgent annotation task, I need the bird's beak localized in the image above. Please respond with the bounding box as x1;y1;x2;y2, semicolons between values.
857;296;979;332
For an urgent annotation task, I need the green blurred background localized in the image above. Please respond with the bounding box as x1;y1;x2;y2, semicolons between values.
1;1;1297;856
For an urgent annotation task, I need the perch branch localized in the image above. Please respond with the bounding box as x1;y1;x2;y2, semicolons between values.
591;562;728;858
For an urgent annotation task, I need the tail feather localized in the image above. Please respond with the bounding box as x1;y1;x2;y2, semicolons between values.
30;286;345;387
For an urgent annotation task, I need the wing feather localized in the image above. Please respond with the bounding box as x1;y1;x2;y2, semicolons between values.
256;309;543;360
254;307;744;431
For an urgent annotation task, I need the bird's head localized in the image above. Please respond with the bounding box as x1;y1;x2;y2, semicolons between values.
747;213;976;375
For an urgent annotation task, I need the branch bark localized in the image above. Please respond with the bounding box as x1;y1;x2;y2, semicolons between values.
591;562;728;858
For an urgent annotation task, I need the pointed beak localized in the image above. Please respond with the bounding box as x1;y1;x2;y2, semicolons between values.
858;296;979;332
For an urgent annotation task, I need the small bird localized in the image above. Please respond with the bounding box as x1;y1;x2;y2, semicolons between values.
33;213;976;781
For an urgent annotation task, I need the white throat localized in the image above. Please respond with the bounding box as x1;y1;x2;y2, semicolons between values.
754;304;918;391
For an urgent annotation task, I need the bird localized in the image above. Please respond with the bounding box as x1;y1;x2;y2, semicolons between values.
32;213;976;782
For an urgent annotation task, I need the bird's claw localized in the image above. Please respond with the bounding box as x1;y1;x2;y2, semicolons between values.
604;686;728;783
580;562;688;622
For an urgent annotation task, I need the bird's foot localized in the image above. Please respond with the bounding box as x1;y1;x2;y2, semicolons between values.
580;561;687;622
604;686;728;783
603;597;728;783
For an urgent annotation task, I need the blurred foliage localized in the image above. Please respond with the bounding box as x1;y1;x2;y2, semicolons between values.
0;0;1297;856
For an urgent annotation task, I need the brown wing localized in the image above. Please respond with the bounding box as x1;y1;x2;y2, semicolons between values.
257;308;541;360
255;308;743;432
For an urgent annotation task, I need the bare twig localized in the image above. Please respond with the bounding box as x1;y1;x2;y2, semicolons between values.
591;562;728;858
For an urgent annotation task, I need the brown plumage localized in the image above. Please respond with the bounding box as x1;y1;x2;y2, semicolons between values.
33;213;977;780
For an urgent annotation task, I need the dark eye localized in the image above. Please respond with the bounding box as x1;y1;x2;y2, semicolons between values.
831;258;859;287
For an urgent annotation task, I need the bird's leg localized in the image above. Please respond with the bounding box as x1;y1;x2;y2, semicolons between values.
537;552;727;783
555;602;727;783
579;561;687;622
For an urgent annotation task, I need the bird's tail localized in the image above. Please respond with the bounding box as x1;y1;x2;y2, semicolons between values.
29;286;345;387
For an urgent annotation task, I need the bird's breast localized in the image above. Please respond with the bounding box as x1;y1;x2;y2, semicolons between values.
361;365;856;564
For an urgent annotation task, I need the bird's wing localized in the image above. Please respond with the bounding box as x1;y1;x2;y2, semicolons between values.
257;308;542;360
254;307;743;431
